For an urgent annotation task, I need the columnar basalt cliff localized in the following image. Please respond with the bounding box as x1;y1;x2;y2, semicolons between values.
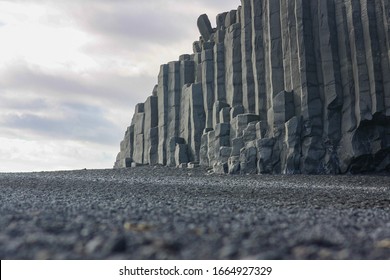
114;0;390;174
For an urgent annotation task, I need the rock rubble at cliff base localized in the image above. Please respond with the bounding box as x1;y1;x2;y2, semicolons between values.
115;0;390;174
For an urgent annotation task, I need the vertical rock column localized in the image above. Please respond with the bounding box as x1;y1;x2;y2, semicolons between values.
157;64;169;165
280;0;293;93
189;83;206;162
266;0;285;133
361;0;385;116
288;0;303;117
295;0;324;173
384;0;390;107
251;0;267;120
180;85;191;154
114;124;134;168
166;61;182;166
375;0;390;115
214;13;227;104
315;0;343;173
202;44;215;129
132;103;145;164
341;0;389;172
225;10;243;108
178;56;196;162
193;42;203;84
213;14;228;127
180;56;195;88
345;0;373;124
344;0;374;171
335;0;358;172
128;125;135;165
241;0;255;113
143;95;158;165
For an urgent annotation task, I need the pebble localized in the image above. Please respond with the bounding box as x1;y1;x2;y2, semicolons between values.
0;167;389;259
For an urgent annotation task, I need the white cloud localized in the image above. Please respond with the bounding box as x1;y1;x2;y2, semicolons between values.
0;137;116;172
0;0;241;172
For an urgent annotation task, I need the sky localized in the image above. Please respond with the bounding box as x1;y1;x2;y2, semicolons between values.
0;0;239;172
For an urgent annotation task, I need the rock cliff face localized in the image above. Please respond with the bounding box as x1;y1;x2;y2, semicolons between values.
114;0;390;174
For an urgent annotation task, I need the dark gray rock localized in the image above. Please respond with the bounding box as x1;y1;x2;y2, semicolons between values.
219;107;231;124
231;137;245;157
143;96;158;164
242;122;257;143
175;144;189;166
228;156;241;174
213;161;228;174
256;138;275;174
189;83;206;162
230;113;260;139
216;12;228;30
239;143;257;175
241;0;255;114
207;130;217;167
202;49;215;129
214;43;226;102
256;121;267;139
213;101;230;126
230;105;245;120
197;14;213;42
167;137;185;167
115;0;390;174
157;64;169;165
148;127;159;165
218;146;232;164
193;41;202;53
225;23;242;107
282;116;302;174
225;10;237;28
199;133;209;167
272;91;295;127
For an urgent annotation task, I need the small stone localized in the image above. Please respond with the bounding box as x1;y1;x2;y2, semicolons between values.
187;162;200;169
376;239;390;249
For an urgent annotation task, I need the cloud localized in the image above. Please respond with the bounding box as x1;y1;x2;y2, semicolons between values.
43;0;241;58
0;136;118;172
0;62;156;107
0;62;155;146
1;102;123;145
0;95;48;111
0;0;241;171
69;2;193;44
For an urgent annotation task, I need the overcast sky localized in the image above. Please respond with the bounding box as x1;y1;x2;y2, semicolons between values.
0;0;239;172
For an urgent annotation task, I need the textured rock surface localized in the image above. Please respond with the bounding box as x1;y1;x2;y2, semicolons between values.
1;168;390;260
115;0;390;174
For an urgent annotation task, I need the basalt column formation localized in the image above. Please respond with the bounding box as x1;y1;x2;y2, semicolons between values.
114;0;390;174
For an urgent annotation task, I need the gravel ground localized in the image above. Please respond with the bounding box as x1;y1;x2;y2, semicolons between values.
0;166;389;260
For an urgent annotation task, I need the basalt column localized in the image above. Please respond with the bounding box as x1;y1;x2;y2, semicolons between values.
143;95;158;165
225;10;243;108
132;103;146;165
241;0;255;113
202;45;215;129
115;0;390;174
157;64;169;165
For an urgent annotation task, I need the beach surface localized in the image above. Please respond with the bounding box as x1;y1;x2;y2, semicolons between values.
0;166;389;259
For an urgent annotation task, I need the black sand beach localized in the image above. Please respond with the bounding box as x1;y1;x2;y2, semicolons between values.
0;166;389;259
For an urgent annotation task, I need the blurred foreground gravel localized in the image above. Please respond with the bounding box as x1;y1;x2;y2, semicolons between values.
0;166;389;260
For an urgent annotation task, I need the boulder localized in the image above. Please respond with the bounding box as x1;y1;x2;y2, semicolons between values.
175;144;189;166
197;14;213;42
